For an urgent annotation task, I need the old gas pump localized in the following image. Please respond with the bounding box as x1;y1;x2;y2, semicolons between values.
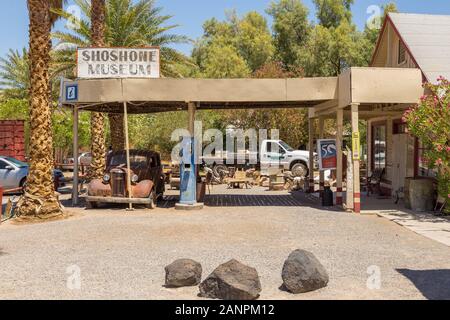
175;102;204;210
179;135;197;205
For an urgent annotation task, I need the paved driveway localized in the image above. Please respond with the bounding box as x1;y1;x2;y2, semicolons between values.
0;186;449;300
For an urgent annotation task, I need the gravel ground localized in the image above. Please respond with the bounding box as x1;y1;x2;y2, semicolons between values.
1;186;450;300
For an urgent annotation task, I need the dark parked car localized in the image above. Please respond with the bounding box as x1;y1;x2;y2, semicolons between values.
86;150;165;209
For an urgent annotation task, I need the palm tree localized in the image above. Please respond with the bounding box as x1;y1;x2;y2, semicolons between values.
0;49;30;100
0;48;62;101
88;0;107;180
52;0;192;151
19;0;66;217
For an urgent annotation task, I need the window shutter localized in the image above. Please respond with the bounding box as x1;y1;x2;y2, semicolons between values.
398;40;406;64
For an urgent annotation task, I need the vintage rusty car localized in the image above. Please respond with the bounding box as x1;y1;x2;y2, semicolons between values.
86;150;165;209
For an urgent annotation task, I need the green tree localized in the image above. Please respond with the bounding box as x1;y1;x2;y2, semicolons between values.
299;20;368;77
200;44;251;78
193;10;273;76
53;110;91;155
128;112;187;159
267;0;310;70
0;98;29;120
236;12;274;71
313;0;354;29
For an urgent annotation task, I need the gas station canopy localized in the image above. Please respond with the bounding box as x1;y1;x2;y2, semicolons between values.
61;77;338;113
64;67;425;211
61;67;423;114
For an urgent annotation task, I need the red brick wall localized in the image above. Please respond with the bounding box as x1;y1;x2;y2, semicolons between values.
0;120;26;161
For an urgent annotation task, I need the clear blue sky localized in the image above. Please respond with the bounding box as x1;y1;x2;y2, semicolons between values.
1;0;450;58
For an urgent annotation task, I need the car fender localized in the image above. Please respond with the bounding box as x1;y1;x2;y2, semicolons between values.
88;179;112;197
17;168;29;186
131;180;154;198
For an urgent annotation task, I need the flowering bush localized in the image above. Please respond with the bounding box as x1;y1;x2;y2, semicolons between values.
403;77;450;209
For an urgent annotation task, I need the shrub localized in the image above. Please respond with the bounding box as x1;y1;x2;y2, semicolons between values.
404;77;450;210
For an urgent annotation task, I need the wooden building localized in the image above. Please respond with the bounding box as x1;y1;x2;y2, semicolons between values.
369;13;450;196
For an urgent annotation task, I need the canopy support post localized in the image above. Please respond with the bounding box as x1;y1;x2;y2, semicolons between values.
336;108;344;206
308;118;315;193
351;103;361;213
72;106;79;206
123;101;133;211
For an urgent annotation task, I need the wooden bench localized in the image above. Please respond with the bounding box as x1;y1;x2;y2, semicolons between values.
367;167;385;197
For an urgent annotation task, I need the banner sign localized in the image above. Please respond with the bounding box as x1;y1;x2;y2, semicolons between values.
317;139;337;170
352;132;361;160
77;47;160;79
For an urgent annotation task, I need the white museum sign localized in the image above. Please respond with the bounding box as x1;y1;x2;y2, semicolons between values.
77;47;160;79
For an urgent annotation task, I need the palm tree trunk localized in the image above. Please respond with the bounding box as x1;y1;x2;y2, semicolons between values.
19;0;61;216
109;113;125;151
88;0;106;179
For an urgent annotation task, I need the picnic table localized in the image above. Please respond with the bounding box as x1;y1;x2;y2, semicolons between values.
227;171;252;189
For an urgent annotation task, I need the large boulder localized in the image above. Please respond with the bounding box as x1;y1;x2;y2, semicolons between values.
165;259;202;288
281;249;329;294
199;259;262;300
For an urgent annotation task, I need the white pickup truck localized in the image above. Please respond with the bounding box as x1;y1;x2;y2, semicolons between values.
202;139;316;178
260;140;315;177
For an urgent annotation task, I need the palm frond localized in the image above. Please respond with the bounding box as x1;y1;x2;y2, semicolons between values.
50;0;193;80
0;48;30;99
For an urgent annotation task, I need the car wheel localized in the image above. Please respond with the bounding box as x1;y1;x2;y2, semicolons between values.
146;189;157;209
291;162;308;178
20;178;27;193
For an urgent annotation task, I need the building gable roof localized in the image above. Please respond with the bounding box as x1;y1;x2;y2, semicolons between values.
372;12;450;83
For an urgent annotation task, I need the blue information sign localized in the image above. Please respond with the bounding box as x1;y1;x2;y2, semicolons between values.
65;84;78;102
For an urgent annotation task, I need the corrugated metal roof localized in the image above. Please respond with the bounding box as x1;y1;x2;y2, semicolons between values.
389;13;450;83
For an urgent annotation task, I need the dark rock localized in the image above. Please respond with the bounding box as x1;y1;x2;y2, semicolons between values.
281;249;329;294
199;259;262;300
165;259;202;288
